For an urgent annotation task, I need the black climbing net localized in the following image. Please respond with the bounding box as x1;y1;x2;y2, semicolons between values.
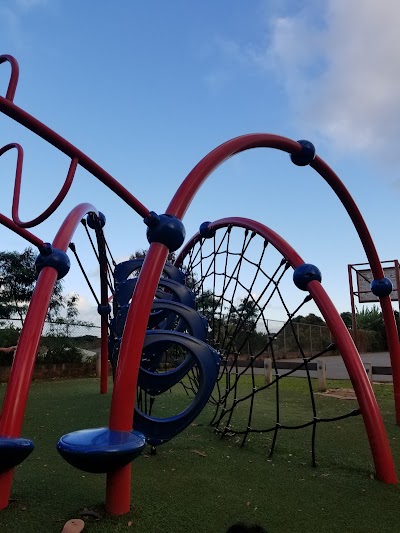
176;222;361;465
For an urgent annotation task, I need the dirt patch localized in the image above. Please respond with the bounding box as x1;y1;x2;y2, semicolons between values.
317;388;357;400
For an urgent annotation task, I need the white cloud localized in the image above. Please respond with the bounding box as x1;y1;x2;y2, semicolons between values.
15;0;48;11
0;6;24;49
202;36;261;93
0;0;50;50
74;294;101;327
257;0;400;156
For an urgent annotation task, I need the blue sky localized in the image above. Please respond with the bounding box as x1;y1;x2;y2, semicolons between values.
1;0;400;324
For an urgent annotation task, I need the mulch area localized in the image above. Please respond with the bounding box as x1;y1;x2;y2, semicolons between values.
316;388;357;400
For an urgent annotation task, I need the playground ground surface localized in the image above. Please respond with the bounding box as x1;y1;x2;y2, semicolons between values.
0;376;400;532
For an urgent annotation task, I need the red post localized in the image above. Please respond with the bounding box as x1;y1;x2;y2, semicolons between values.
309;281;397;483
0;267;58;508
106;465;132;515
0;203;99;509
106;243;169;514
380;295;400;425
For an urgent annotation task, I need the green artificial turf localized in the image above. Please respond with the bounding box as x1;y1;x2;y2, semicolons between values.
0;377;400;532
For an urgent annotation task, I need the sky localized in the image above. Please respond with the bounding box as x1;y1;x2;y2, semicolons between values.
1;0;400;326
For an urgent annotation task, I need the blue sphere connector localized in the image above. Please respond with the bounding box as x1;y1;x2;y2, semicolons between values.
97;303;111;316
371;277;393;297
290;140;316;166
293;263;322;291
145;213;186;252
199;221;216;239
35;244;70;280
87;211;106;229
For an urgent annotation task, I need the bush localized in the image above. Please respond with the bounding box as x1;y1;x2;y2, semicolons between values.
37;335;84;364
0;325;21;346
0;325;21;366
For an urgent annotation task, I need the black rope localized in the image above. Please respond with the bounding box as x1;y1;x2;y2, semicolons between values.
180;223;361;469
105;237;117;267
69;242;100;305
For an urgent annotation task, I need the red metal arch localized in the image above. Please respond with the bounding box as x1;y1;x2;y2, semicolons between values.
166;134;400;424
0;203;99;510
0;55;19;102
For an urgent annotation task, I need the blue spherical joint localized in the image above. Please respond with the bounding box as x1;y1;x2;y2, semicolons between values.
87;211;106;229
290;140;316;167
97;303;111;316
371;277;393;297
38;242;53;256
293;263;322;291
143;211;160;229
146;213;186;252
199;221;215;239
35;246;70;280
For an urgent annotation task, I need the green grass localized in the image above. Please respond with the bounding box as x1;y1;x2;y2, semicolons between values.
1;377;400;532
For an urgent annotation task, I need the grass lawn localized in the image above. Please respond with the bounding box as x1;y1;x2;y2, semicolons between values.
1;376;400;532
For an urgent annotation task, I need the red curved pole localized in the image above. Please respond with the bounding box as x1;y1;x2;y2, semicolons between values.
311;157;400;424
180;217;397;483
0;144;45;246
0;212;43;248
167;134;301;218
167;134;400;424
0;203;99;510
0;94;150;220
106;242;169;514
0;55;19;102
0;143;78;228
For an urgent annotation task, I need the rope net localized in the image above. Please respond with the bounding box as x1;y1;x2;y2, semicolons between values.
177;223;360;465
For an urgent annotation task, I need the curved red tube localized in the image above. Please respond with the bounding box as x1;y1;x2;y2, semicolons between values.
0;212;43;248
0;202;99;509
106;241;169;514
0;143;78;228
311;156;400;424
167;134;301;219
167;134;400;424
0;55;19;102
0;95;150;219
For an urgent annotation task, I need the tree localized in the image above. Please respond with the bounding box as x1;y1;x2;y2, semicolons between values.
340;311;353;328
340;305;393;351
231;298;258;328
292;313;326;325
196;289;221;321
0;248;64;324
0;247;65;324
51;293;94;336
130;249;176;262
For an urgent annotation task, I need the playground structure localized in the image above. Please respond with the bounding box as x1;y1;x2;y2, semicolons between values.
0;54;400;516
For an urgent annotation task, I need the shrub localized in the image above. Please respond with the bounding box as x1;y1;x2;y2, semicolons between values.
37;335;84;364
0;325;21;366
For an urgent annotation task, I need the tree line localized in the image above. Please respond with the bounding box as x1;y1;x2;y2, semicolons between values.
0;248;95;365
1;248;397;364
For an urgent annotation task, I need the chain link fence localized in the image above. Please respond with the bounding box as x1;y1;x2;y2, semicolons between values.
265;319;333;358
0;318;101;366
